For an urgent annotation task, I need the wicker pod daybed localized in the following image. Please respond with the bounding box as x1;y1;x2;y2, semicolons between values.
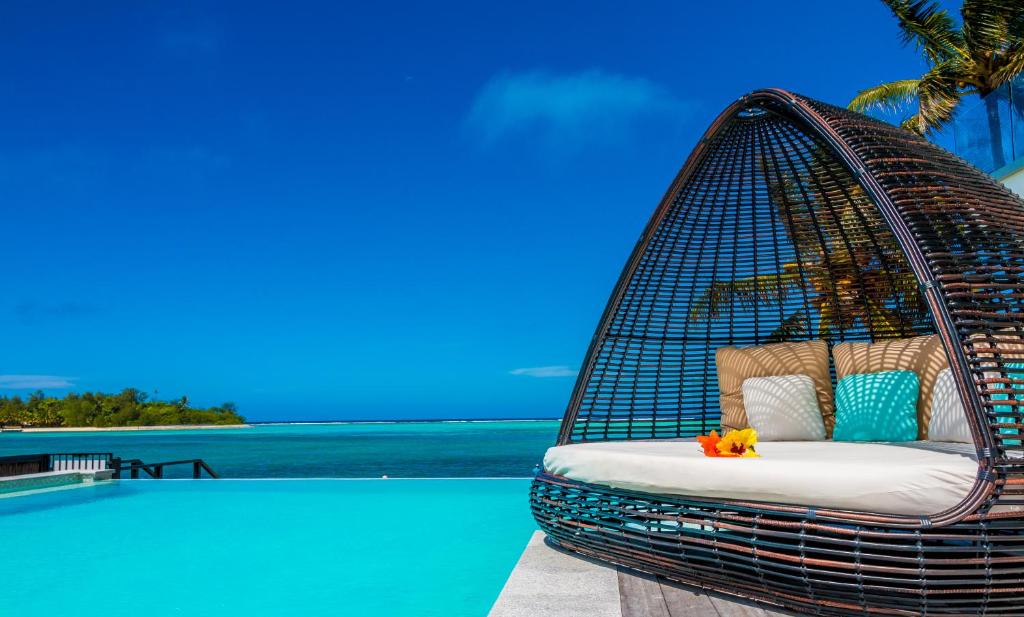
530;89;1024;616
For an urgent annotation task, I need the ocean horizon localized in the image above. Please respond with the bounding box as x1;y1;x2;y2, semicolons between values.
250;417;562;425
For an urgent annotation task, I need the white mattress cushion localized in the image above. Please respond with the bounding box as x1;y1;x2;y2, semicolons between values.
929;368;973;443
543;440;978;516
741;374;826;441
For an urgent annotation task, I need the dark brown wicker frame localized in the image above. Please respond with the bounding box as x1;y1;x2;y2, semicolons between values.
531;89;1024;616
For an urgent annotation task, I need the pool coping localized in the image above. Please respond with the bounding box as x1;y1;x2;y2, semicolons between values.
0;470;114;499
491;531;797;617
489;531;621;617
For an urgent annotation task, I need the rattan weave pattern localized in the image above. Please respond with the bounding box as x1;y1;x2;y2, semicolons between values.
533;89;1024;615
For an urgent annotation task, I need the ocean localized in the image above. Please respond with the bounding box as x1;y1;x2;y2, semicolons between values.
0;420;561;478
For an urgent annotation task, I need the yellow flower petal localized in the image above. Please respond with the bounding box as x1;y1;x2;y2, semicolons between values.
716;428;759;457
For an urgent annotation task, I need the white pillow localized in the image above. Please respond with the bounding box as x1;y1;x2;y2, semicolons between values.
928;368;973;443
741;374;826;441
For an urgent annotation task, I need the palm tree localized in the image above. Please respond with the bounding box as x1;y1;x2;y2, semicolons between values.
688;146;928;342
849;0;1024;168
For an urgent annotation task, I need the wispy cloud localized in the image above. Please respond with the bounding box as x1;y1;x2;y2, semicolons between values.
510;365;576;378
0;375;76;389
466;69;687;154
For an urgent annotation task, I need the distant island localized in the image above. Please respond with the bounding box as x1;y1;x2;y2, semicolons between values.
0;388;246;428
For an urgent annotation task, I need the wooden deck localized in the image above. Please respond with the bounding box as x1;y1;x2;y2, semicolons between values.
618;568;792;617
490;531;796;617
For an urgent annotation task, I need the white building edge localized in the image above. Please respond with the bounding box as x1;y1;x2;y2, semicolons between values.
1000;164;1024;197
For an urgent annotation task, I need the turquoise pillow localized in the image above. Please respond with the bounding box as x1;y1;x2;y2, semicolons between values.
833;371;919;442
992;362;1024;446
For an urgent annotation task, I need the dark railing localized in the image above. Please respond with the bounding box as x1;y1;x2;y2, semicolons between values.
0;452;114;477
0;452;217;479
0;454;50;477
111;458;219;479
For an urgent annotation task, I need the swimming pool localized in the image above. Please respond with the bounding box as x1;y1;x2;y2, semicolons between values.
1;479;535;616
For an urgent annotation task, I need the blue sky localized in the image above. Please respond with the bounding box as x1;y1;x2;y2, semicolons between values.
1;1;956;421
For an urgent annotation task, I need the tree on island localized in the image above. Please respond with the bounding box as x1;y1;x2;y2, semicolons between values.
0;388;245;428
849;1;1024;167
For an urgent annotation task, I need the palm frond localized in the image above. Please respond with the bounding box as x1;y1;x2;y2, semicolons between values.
849;79;920;113
865;299;907;337
817;305;835;339
765;312;809;343
962;0;1024;54
883;0;966;62
991;45;1024;88
914;61;964;133
899;113;925;134
689;272;802;321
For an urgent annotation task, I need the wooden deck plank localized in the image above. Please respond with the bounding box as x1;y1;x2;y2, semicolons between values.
704;588;794;617
656;578;719;616
707;594;770;617
618;569;671;617
708;597;794;617
620;568;797;617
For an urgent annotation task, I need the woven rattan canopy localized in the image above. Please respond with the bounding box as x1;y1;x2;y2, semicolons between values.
532;89;1024;616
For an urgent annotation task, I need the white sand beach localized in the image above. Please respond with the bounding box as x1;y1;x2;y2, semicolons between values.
10;424;253;434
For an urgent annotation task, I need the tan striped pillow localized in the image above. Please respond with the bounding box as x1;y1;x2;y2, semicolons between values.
715;340;834;436
832;335;948;440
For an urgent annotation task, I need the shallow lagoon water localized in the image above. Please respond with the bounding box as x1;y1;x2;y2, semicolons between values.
0;420;560;478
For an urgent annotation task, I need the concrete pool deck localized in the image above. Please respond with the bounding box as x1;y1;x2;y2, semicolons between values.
490;531;795;617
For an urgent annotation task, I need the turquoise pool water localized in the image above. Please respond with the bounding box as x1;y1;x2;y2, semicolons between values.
1;479;535;616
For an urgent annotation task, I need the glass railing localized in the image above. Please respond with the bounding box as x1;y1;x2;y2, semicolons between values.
951;74;1024;175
